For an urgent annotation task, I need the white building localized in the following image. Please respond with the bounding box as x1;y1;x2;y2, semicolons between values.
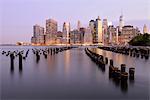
77;20;81;31
103;19;108;44
143;24;148;34
63;22;71;43
96;16;103;44
119;15;124;32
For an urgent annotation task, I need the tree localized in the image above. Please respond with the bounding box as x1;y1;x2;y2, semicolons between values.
129;33;150;46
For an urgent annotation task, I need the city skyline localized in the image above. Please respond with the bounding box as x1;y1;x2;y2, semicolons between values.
1;0;150;44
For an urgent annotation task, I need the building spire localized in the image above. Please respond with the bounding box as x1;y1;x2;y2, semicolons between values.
77;20;81;30
98;16;100;20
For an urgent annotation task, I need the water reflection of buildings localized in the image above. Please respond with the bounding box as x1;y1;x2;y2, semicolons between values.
64;50;71;75
91;48;136;93
93;48;132;67
46;54;57;73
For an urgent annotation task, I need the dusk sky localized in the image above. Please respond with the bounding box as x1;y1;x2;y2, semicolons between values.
1;0;150;44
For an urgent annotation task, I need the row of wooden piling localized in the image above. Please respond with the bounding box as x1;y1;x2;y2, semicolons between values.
2;49;30;72
85;48;135;92
98;46;149;60
85;48;135;81
32;46;75;63
1;46;75;72
109;62;135;81
109;61;135;92
85;48;107;72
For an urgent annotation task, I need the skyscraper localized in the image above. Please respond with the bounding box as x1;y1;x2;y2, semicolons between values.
143;24;148;34
103;19;108;44
96;16;103;44
84;27;93;44
33;24;44;37
77;20;81;30
63;22;71;43
108;25;117;44
119;15;124;32
116;27;119;44
45;19;58;44
103;19;108;32
79;27;85;44
89;20;96;43
31;24;45;45
120;25;140;45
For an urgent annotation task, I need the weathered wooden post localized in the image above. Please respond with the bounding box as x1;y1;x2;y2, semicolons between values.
121;64;126;73
19;52;23;71
105;57;108;64
129;68;135;80
10;53;15;71
110;59;113;67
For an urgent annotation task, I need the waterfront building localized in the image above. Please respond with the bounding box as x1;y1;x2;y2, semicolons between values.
89;20;96;43
45;19;58;45
89;16;103;44
96;16;103;44
70;29;80;44
143;24;148;34
79;27;85;44
31;36;36;44
70;28;85;44
63;22;71;44
84;27;93;45
31;24;45;45
108;25;117;44
55;31;63;44
57;31;63;38
116;28;119;44
70;30;77;44
103;19;108;34
119;15;124;32
77;20;81;31
108;25;140;45
119;25;140;45
103;19;108;44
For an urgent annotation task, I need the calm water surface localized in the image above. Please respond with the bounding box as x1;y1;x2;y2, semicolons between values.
0;46;149;100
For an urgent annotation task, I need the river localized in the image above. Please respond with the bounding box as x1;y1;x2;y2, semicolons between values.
0;46;149;100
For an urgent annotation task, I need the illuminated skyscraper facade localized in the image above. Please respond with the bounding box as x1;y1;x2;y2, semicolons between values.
96;16;103;44
77;20;81;31
143;24;148;34
63;22;71;43
31;24;45;45
45;19;58;44
119;15;124;32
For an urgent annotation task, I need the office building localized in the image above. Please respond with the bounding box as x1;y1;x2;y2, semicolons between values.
143;24;148;34
45;19;58;45
103;19;108;44
119;15;124;32
77;20;81;31
31;24;45;45
84;27;93;44
96;16;103;44
119;25;140;45
63;22;71;44
89;20;96;43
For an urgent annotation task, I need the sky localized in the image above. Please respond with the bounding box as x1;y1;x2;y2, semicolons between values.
0;0;150;44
